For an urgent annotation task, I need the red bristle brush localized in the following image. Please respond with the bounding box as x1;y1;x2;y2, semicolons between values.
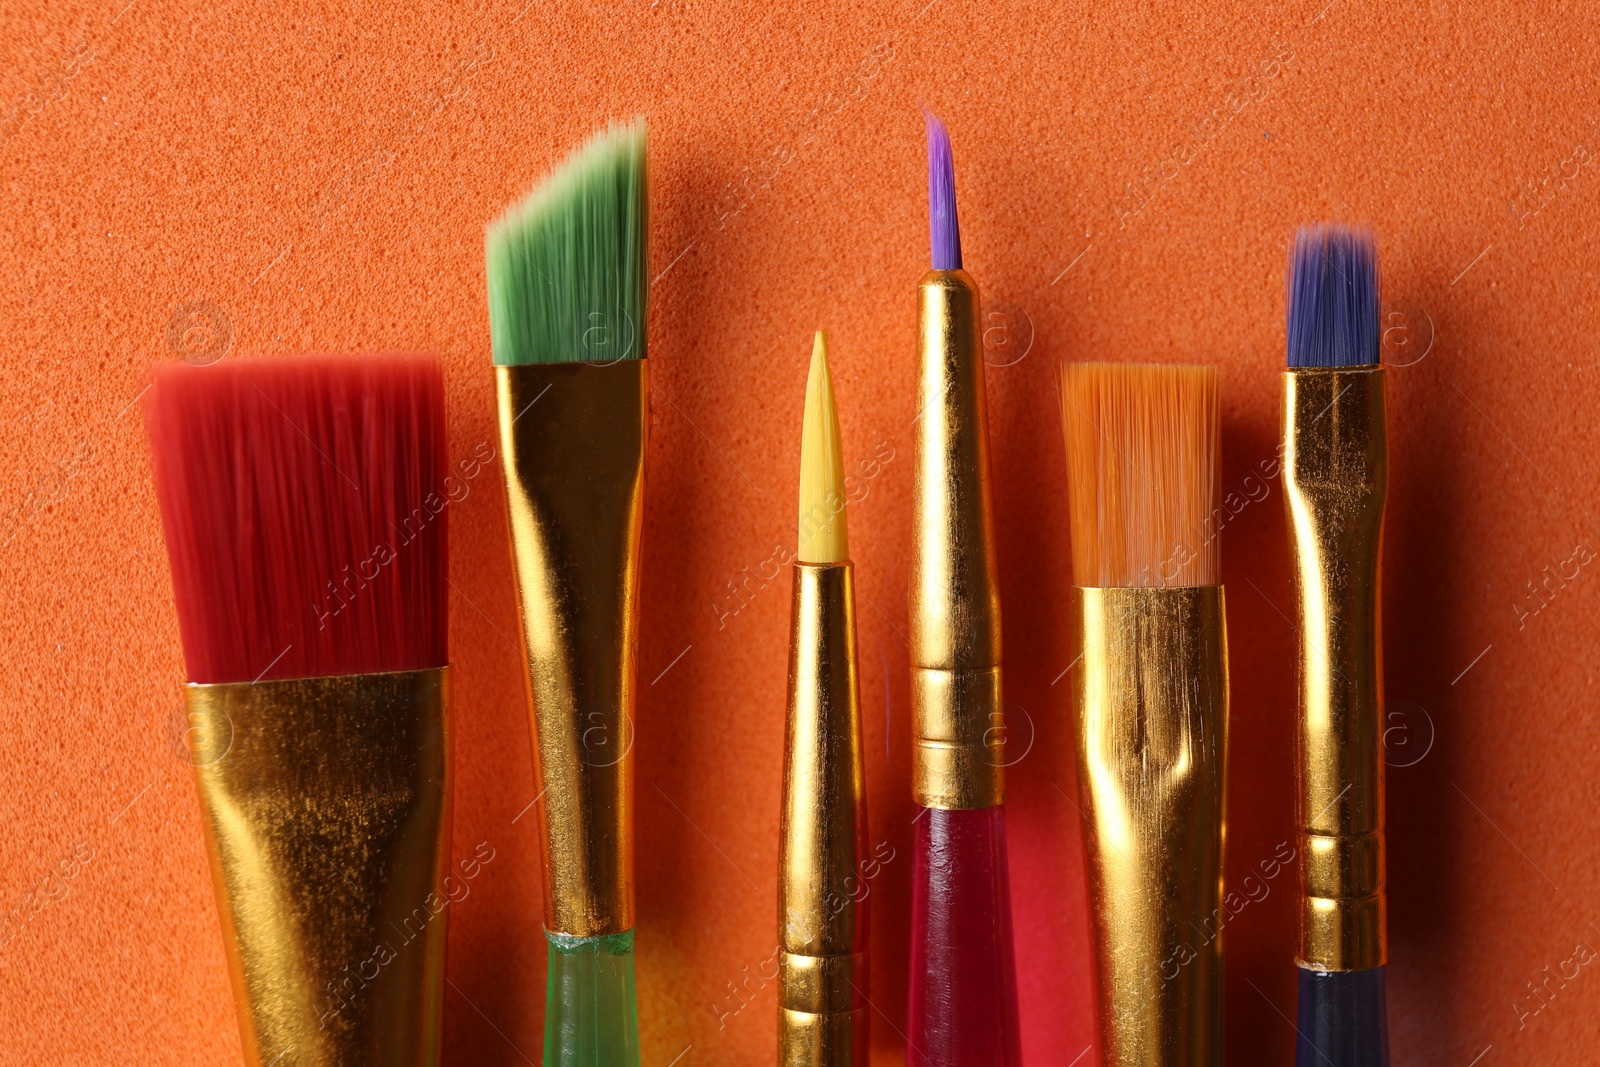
146;355;452;1067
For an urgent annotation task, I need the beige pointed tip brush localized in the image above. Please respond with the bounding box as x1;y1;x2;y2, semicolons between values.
780;329;869;1065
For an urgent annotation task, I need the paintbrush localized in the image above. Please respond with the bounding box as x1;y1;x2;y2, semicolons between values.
779;330;870;1066
906;110;1021;1067
146;354;452;1067
1283;224;1391;1067
1060;362;1228;1067
485;120;647;1067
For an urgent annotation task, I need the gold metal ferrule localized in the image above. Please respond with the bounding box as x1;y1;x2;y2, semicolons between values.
1283;366;1387;972
910;270;1004;810
779;562;868;1067
496;360;646;938
185;668;451;1067
1071;586;1228;1067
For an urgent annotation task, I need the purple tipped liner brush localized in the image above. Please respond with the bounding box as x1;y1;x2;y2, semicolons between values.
906;109;1023;1067
926;111;962;271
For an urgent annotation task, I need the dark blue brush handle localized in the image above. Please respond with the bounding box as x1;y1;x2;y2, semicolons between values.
1295;965;1391;1067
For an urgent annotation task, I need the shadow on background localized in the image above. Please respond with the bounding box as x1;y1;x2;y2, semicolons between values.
1381;326;1468;1061
1216;404;1301;1067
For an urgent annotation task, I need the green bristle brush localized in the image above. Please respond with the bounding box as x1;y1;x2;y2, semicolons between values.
486;120;648;1067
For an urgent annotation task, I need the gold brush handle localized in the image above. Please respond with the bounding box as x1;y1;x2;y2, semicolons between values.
187;669;451;1067
911;269;1004;810
779;563;868;1067
1282;367;1387;971
496;361;646;938
1072;587;1228;1067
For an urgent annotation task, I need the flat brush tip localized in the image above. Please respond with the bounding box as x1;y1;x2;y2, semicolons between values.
146;355;449;683
1061;362;1221;589
924;108;962;271
1287;223;1380;369
798;331;849;564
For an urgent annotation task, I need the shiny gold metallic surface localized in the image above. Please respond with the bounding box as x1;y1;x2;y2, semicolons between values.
1283;367;1387;971
186;669;451;1067
910;270;1004;810
496;361;646;938
779;563;868;1067
1071;587;1228;1067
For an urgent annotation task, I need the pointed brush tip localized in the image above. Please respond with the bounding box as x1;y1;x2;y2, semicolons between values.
798;330;848;563
924;108;961;271
808;330;833;395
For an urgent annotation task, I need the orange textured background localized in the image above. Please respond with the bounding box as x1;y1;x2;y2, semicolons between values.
4;1;1600;1064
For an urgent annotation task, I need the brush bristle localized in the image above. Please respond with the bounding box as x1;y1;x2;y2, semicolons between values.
486;120;648;366
1287;223;1380;368
1061;363;1220;588
797;330;849;564
925;109;962;271
146;356;449;683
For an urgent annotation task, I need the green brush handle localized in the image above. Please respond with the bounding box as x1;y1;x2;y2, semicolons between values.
544;929;640;1067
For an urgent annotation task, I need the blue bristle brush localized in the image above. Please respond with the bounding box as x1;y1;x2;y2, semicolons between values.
1283;224;1392;1067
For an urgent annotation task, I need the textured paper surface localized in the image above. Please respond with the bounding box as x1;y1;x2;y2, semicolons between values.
3;2;1599;1064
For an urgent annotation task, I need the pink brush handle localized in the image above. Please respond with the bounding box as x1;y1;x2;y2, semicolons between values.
907;804;1022;1066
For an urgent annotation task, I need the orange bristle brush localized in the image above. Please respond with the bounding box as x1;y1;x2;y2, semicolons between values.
146;355;451;1067
1060;362;1229;1067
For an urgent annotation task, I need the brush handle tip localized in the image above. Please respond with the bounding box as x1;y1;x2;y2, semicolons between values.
907;805;1022;1067
1295;964;1390;1067
544;929;641;1067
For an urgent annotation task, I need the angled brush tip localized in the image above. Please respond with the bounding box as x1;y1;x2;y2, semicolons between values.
924;109;962;271
798;331;849;564
1287;223;1380;368
1060;362;1220;589
486;118;648;366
